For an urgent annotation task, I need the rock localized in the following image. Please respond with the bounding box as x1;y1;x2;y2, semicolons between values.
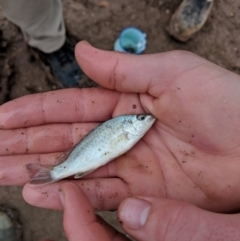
168;0;214;42
0;207;22;241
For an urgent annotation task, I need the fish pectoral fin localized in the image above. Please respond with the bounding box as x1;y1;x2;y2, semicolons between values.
74;172;85;179
74;169;95;179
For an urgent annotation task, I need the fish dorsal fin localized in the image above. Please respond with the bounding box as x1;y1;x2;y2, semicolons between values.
55;150;72;165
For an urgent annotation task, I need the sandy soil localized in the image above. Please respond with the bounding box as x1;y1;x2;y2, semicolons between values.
0;0;240;240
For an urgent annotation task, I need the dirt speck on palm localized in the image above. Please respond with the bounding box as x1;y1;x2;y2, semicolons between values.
0;0;240;240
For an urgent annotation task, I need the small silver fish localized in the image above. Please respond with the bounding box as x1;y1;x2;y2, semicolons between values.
27;114;156;185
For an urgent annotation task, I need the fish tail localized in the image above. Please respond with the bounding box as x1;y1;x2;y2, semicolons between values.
26;163;55;185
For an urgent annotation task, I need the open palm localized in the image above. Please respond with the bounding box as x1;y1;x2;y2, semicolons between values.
0;42;240;213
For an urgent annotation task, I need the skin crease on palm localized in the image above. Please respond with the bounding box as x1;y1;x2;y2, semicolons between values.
0;41;240;216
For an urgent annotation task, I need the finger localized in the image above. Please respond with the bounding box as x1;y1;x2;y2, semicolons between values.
0;153;67;186
118;197;240;241
0;147;118;186
59;182;128;241
76;41;206;96
0;123;97;155
22;140;163;211
0;88;120;129
95;215;130;241
23;178;130;211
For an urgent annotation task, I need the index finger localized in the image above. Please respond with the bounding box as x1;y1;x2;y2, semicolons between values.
60;183;128;241
0;88;120;129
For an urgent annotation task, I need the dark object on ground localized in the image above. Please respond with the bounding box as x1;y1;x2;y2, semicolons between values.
168;0;214;42
0;206;22;241
43;41;82;87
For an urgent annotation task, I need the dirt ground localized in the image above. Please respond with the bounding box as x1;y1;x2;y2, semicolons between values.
0;0;240;240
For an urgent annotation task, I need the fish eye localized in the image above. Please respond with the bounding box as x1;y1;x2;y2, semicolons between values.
137;115;146;121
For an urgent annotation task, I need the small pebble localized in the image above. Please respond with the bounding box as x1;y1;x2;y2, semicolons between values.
99;1;109;8
165;9;170;14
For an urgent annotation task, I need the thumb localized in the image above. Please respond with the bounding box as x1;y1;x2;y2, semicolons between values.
75;41;205;95
118;197;240;241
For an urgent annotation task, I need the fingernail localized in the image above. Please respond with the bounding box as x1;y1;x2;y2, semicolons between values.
119;198;151;230
58;188;65;206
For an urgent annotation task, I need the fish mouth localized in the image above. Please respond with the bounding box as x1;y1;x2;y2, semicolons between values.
146;114;156;123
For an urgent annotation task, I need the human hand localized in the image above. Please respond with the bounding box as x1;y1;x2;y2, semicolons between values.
52;182;128;241
41;182;240;241
1;41;240;213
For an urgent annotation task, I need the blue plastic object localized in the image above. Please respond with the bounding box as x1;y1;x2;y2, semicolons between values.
114;27;147;54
